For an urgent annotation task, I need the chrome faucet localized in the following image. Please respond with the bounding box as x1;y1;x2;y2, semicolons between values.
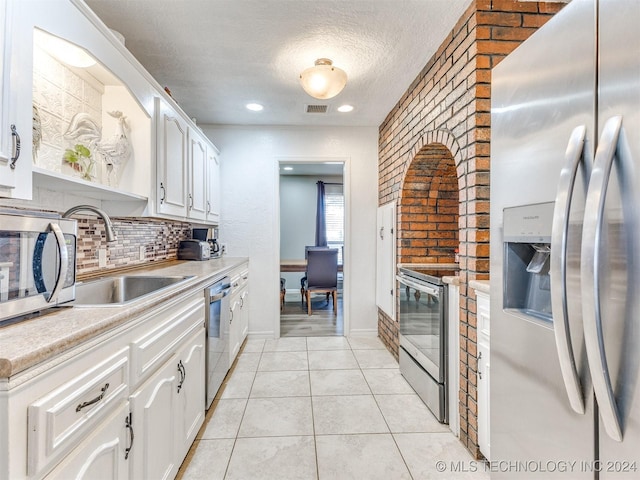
62;205;118;242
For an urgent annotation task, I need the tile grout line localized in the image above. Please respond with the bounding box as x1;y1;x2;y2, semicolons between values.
222;341;264;479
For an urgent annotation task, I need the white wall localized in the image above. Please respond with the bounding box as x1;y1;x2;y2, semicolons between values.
202;125;378;337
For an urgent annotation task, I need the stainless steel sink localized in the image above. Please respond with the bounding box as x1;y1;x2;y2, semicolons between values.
71;275;194;306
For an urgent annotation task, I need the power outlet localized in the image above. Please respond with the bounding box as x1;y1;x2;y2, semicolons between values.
98;248;107;268
139;246;146;261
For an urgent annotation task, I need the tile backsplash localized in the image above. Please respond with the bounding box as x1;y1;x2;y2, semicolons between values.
76;216;192;277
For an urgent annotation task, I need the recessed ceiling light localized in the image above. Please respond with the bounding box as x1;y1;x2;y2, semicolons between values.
283;166;293;171
337;105;354;113
246;103;263;111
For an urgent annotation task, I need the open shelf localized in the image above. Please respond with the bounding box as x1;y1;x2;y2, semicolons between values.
33;166;148;202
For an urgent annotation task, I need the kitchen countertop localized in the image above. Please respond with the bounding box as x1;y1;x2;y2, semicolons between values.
0;257;248;380
469;279;490;294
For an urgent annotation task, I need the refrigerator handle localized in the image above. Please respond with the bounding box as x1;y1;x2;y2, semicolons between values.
581;115;624;442
550;125;587;415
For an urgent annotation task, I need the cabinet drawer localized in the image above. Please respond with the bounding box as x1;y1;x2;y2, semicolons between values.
27;348;130;477
130;296;204;387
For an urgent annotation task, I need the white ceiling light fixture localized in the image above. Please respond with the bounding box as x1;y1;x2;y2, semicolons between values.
337;105;354;113
299;58;347;100
246;103;264;111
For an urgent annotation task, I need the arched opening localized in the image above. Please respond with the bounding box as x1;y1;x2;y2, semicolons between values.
399;143;459;264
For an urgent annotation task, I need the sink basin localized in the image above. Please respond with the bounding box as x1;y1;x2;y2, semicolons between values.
71;275;194;306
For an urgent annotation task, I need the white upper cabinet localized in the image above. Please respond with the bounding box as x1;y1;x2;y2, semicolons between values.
0;0;32;199
3;0;155;203
156;96;188;218
1;0;221;223
188;128;208;221
155;100;219;224
206;147;221;224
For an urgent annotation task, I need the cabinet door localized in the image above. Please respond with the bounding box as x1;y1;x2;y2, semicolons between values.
376;202;396;318
156;97;188;218
239;288;249;341
129;357;179;480
206;149;221;223
477;293;490;460
45;401;130;480
187;129;207;221
229;296;241;365
0;0;32;199
175;329;205;460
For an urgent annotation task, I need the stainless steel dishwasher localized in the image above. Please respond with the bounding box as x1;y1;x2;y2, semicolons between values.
205;276;231;409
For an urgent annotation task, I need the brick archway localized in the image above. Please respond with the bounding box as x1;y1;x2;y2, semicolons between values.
398;137;460;264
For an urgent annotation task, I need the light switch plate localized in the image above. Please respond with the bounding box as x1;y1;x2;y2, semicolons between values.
98;248;107;268
139;246;146;261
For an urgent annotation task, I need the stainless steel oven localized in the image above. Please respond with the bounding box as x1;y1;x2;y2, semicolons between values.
205;276;231;409
396;266;457;423
0;211;77;325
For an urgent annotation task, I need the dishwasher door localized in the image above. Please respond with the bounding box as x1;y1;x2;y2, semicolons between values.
205;277;231;409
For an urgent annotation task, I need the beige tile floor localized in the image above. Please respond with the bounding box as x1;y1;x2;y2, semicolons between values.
178;336;489;480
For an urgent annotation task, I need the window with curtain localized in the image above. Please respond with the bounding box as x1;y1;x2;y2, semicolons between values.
324;183;344;264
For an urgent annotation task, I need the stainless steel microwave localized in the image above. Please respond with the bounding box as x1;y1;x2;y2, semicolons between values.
0;212;77;324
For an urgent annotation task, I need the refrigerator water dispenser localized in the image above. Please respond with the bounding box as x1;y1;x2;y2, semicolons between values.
502;203;555;322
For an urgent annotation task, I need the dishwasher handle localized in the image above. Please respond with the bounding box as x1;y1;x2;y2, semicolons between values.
208;284;231;303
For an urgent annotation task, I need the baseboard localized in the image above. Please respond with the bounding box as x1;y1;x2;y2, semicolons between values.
346;328;378;337
247;331;275;340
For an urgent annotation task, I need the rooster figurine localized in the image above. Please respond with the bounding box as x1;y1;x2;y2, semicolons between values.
97;111;132;186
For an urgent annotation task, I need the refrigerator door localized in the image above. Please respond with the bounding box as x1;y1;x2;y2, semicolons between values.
594;0;640;476
490;0;595;476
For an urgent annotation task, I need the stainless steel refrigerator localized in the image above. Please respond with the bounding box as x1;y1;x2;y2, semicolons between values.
490;0;640;478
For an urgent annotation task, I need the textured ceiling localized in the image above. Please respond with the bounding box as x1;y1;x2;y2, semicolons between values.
84;0;474;127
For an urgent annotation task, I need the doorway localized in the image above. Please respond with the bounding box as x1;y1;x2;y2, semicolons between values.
278;161;345;337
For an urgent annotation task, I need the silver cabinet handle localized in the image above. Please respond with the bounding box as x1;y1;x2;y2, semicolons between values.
550;125;587;415
379;227;384;239
47;223;69;303
76;383;109;412
177;360;186;393
207;200;211;214
160;182;166;204
124;412;134;460
188;193;193;210
581;115;624;442
10;124;20;169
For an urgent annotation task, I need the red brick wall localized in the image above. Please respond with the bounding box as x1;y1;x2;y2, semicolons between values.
399;144;458;264
377;0;565;458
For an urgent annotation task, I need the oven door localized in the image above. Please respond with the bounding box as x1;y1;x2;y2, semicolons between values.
397;274;446;383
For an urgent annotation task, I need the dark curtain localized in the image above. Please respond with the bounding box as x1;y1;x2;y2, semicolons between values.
315;181;327;246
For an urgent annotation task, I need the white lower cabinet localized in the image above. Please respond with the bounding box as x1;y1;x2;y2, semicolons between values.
128;303;206;480
129;355;179;480
175;331;205;461
229;294;242;364
1;290;206;480
45;401;131;480
228;264;249;366
476;288;491;461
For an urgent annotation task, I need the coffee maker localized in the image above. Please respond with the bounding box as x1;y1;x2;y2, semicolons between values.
193;228;221;258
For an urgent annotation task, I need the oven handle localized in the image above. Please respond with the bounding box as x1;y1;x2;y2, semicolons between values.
396;275;440;297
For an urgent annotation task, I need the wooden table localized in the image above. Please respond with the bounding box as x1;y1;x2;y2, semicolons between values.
280;260;343;272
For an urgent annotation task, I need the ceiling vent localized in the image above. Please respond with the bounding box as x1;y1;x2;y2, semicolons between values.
306;104;328;114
